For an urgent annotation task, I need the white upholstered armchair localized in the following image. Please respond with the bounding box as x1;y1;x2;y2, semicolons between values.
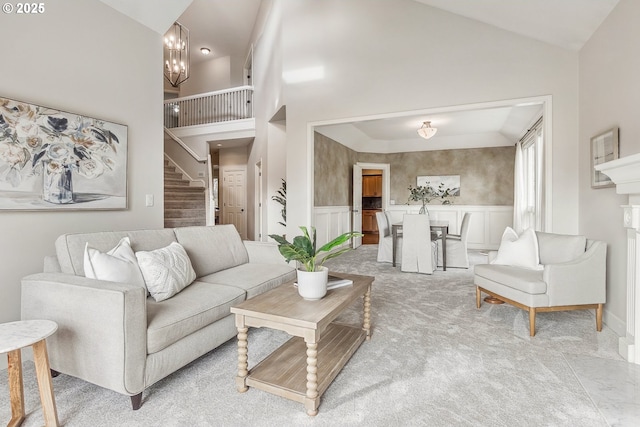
474;231;606;336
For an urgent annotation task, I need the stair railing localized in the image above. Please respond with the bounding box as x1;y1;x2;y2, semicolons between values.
164;128;206;163
164;85;254;128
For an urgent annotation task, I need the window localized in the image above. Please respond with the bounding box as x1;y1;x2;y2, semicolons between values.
515;117;544;231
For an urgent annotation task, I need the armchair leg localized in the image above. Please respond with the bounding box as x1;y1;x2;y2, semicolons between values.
131;393;142;410
528;308;536;337
596;304;603;332
476;286;481;308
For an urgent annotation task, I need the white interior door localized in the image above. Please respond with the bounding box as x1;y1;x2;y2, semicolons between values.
222;167;247;239
352;164;363;248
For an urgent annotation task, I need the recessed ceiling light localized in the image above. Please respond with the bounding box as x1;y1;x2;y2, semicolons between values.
217;143;222;147
200;47;211;55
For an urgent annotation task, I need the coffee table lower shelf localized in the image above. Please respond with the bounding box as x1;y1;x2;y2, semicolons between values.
246;323;366;405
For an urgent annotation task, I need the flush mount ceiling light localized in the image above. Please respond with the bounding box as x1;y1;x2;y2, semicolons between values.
417;121;438;140
200;47;211;55
163;21;190;87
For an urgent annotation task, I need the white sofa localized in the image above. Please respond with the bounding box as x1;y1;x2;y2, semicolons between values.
474;231;606;336
21;225;296;409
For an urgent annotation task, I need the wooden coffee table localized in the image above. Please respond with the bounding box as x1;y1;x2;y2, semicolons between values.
231;272;374;416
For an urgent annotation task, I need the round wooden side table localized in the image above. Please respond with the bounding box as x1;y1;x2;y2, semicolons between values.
0;320;59;427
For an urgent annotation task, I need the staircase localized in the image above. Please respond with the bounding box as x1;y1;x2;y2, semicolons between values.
164;160;206;228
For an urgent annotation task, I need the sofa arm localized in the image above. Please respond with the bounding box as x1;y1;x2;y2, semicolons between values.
21;272;147;396
544;240;607;306
243;241;287;264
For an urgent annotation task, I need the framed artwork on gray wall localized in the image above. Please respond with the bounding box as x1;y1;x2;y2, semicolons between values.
417;175;461;196
0;96;127;210
591;126;618;189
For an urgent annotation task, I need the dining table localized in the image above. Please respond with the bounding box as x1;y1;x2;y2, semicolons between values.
391;220;449;270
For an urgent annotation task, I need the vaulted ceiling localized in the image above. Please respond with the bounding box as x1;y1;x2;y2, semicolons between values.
100;0;620;151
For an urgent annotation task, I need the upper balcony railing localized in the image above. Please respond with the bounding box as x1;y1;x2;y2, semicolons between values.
164;85;253;128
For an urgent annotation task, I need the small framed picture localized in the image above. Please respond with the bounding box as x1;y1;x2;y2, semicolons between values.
591;127;619;188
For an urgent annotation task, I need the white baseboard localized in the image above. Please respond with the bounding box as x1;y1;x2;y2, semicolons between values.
603;309;626;338
603;309;634;362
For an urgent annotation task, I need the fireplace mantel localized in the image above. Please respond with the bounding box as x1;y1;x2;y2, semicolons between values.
596;152;640;200
595;152;640;363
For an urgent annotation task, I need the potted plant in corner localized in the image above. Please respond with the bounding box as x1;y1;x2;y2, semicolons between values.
269;226;362;300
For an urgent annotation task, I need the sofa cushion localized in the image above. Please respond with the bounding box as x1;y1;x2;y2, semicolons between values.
474;264;547;294
536;231;586;265
83;237;146;289
136;242;197;302
174;225;249;277
198;263;296;299
491;227;541;270
146;281;246;354
56;229;177;276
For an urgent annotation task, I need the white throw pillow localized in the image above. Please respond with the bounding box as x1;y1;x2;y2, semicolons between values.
491;227;542;270
84;237;147;288
135;242;196;302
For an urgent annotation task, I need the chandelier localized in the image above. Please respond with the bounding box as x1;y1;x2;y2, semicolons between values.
164;22;190;87
417;121;438;140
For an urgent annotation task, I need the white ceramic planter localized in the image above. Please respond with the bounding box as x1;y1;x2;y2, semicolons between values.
296;266;328;300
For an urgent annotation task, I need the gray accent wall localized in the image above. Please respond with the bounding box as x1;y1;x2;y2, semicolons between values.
314;133;515;207
314;132;359;206
359;147;515;206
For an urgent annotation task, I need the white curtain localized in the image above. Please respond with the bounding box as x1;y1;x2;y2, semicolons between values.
513;141;526;234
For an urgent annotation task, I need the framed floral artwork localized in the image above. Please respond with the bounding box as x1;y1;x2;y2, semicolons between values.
416;175;461;196
591;126;619;189
0;96;127;210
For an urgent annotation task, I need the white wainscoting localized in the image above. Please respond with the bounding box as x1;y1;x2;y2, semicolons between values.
313;206;351;248
386;205;513;250
313;204;512;250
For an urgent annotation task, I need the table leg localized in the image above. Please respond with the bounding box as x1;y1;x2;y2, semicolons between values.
363;285;372;340
32;340;59;427
7;350;25;427
442;226;447;271
392;227;397;267
236;326;249;392
304;341;319;416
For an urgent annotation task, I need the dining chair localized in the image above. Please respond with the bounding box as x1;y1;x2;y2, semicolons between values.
375;211;398;263
401;214;437;274
384;210;405;231
438;212;471;268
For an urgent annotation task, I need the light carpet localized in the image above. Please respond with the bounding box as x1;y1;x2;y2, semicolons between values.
0;246;624;426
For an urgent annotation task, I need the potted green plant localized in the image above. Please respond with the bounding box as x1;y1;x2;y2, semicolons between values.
269;226;362;300
271;178;286;227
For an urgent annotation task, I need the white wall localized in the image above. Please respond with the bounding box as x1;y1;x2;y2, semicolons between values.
0;0;164;329
219;146;249;167
178;56;232;97
249;0;287;241
164;137;207;183
267;122;287;238
271;0;579;240
578;0;640;335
